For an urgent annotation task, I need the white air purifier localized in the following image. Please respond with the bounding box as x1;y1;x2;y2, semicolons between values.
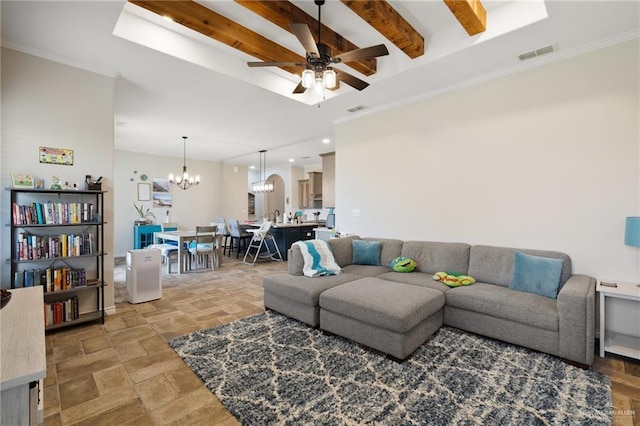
126;249;162;303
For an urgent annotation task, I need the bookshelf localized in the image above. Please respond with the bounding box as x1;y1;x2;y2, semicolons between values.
7;188;106;330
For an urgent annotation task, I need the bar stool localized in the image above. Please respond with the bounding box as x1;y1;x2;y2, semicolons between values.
228;219;252;259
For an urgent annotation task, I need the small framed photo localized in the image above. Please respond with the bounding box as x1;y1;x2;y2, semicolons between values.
35;179;45;189
137;183;151;201
11;173;35;188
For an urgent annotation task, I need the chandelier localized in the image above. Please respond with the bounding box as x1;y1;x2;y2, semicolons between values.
252;150;274;193
169;136;200;190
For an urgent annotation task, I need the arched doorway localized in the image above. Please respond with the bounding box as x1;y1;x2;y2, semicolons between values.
264;174;285;222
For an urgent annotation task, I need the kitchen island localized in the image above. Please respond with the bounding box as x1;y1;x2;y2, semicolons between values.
270;222;322;260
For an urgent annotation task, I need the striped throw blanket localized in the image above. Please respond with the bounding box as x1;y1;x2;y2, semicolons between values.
294;239;342;277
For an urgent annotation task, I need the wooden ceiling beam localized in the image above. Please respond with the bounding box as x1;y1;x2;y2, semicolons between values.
128;0;305;76
340;0;424;59
235;0;377;76
443;0;487;36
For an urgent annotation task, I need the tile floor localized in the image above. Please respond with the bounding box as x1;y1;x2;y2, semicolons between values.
42;257;639;425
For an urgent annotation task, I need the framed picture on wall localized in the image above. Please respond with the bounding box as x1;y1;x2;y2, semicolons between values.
137;183;151;201
39;146;74;165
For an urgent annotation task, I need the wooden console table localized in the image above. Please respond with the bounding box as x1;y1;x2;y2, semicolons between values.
1;287;47;425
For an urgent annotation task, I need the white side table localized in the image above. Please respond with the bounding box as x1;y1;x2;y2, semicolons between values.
597;279;640;360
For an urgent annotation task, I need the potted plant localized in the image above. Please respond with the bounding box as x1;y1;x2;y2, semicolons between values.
134;203;156;225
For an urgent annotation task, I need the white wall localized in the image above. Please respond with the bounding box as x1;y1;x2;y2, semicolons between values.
114;150;248;257
336;39;640;281
1;48;116;312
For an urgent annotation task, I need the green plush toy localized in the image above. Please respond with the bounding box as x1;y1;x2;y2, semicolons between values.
390;256;417;272
433;271;476;287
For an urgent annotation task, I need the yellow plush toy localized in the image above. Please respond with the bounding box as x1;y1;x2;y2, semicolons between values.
433;271;476;287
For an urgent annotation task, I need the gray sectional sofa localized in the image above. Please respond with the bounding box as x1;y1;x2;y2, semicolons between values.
263;236;596;365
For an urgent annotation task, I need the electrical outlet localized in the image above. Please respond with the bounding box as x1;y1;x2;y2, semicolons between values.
352;209;361;217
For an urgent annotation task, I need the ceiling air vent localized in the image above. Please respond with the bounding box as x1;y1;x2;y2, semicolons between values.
347;105;368;113
518;44;555;61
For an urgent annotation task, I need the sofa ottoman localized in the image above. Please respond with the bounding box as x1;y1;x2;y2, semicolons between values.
319;277;445;360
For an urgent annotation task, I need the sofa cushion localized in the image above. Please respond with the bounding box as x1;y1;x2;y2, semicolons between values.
342;264;391;277
327;236;360;267
401;241;471;275
263;273;361;306
319;277;445;334
378;271;451;293
444;283;559;331
509;251;564;299
362;238;404;268
352;240;381;265
468;245;572;288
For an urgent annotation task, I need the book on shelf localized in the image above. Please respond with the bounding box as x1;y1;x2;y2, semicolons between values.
44;295;80;326
12;267;88;291
12;201;95;225
15;231;95;261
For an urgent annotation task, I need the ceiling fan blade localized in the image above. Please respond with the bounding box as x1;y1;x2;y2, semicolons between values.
333;44;389;63
248;61;304;68
292;81;306;94
289;23;319;57
336;69;369;91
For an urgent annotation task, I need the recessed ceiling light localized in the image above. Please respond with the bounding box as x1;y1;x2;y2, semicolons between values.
289;158;294;162
322;138;330;144
250;165;256;169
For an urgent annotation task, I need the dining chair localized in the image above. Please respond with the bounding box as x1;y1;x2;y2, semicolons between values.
215;218;231;256
160;222;179;246
187;225;217;273
147;243;179;273
243;220;283;265
227;219;252;259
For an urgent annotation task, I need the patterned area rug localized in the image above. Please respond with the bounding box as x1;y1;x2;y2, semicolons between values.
169;311;611;425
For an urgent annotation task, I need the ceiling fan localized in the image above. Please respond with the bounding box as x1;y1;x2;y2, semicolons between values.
247;0;389;94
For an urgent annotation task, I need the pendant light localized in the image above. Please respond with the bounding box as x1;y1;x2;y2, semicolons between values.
169;136;200;190
252;150;274;193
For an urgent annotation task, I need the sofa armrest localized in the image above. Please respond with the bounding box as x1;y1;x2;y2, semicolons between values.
287;246;304;276
557;274;596;365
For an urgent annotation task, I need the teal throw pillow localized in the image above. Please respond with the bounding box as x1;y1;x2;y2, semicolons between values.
352;240;381;266
509;251;564;299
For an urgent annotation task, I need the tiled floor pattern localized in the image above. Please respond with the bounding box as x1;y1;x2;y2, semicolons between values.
43;258;640;425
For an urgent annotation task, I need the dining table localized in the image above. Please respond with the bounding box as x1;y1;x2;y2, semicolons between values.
153;229;217;274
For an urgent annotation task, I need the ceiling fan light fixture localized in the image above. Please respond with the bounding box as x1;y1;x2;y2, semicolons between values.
323;69;336;89
314;77;324;95
301;69;315;88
